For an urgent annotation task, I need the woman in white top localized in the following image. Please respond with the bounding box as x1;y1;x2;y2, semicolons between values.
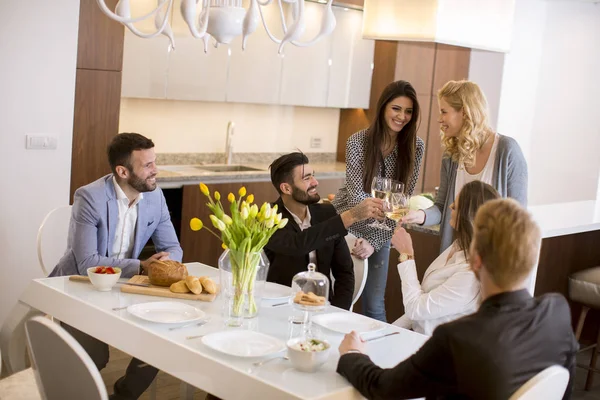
391;180;500;335
401;80;527;253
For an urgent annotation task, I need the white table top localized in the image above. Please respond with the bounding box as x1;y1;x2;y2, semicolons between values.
19;263;428;400
528;200;600;238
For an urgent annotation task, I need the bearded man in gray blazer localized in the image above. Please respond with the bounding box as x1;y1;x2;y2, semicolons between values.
50;133;183;400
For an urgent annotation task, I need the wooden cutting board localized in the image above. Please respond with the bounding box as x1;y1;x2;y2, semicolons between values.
69;275;218;302
120;275;218;302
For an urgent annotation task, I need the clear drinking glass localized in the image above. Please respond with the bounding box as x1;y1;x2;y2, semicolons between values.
368;176;392;230
386;182;410;225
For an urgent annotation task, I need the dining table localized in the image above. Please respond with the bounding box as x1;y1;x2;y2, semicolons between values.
18;262;429;400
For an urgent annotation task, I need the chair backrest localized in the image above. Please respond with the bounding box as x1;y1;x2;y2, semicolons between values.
344;234;369;307
36;205;72;276
508;365;570;400
25;316;108;400
0;302;44;376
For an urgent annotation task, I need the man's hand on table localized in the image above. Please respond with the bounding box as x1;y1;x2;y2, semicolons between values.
339;330;366;356
140;252;170;273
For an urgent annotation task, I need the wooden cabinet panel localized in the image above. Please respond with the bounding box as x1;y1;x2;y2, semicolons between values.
121;32;170;99
77;0;124;71
394;42;436;96
70;69;122;200
432;44;471;92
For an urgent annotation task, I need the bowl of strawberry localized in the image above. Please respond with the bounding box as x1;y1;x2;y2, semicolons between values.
87;266;122;291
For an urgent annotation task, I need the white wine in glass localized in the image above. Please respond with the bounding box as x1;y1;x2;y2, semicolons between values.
386;189;409;222
368;177;393;230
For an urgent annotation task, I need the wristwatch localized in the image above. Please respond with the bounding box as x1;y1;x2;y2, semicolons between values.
346;349;363;355
398;253;415;263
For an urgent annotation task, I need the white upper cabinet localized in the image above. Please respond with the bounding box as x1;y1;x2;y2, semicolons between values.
166;37;229;102
279;2;332;107
121;31;170;99
120;4;373;108
226;4;283;105
327;7;374;109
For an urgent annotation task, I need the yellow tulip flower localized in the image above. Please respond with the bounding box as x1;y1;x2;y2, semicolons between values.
278;218;289;229
221;243;228;250
190;218;203;231
265;218;275;229
246;194;254;204
250;204;259;218
199;183;210;197
239;186;247;197
222;214;233;225
214;191;221;201
240;206;249;220
210;215;226;231
228;193;235;203
272;204;278;214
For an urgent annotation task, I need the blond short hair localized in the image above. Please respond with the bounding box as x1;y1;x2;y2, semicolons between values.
438;80;493;168
472;199;541;289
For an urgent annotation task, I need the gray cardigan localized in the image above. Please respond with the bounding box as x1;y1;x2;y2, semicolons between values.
423;134;528;253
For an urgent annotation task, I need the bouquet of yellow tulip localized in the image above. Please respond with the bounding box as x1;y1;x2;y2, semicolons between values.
190;183;288;319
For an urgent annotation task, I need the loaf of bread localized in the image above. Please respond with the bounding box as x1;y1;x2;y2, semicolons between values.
170;280;190;293
185;276;203;294
147;260;188;287
199;276;217;294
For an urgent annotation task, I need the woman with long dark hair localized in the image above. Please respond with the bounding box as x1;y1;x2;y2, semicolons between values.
392;180;500;335
333;80;425;322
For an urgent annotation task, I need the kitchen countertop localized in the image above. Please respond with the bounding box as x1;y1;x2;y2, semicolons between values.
157;162;347;188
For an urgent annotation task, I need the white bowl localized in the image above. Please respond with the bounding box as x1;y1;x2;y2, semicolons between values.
286;338;331;373
87;267;122;291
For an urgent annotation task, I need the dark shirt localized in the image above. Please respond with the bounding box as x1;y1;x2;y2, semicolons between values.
337;290;578;399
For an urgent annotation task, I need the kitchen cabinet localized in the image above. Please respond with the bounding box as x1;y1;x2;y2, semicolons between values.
167;37;229;102
121;31;170;99
120;4;374;108
327;7;374;109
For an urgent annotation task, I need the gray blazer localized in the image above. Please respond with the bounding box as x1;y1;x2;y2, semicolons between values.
49;174;183;278
423;134;528;253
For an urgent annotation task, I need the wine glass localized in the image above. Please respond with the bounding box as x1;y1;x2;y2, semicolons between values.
386;183;410;225
368;176;392;230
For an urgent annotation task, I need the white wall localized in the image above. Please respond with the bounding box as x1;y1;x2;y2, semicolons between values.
497;0;600;205
468;49;505;131
119;98;341;154
0;1;79;325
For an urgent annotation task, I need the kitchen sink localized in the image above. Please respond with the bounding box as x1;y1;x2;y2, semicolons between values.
196;165;264;173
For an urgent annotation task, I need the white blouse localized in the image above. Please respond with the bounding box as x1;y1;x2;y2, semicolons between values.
393;242;481;336
454;134;499;197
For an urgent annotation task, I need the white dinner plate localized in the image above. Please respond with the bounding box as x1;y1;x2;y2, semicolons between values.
127;301;205;324
201;330;286;358
261;282;292;300
312;312;385;334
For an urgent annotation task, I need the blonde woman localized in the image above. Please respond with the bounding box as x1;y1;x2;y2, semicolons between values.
401;80;527;252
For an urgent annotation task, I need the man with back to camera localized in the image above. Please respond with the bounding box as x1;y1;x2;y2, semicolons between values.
50;133;183;400
265;152;385;310
336;198;578;399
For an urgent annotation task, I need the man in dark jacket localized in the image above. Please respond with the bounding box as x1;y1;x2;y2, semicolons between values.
265;152;384;309
337;198;579;399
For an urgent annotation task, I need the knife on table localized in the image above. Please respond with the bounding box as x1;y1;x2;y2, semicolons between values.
68;275;150;287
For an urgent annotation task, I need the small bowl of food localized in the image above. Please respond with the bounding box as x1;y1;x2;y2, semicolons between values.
286;338;331;372
87;266;121;291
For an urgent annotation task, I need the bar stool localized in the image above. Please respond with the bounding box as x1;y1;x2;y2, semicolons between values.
569;266;600;390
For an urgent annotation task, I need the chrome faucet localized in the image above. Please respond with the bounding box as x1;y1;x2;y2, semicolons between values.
225;121;235;165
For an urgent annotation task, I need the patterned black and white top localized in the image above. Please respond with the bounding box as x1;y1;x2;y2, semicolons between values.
332;129;425;251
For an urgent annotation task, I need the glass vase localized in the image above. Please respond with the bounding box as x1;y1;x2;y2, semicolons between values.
218;249;270;327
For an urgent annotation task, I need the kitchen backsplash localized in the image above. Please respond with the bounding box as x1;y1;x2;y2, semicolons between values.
119;98;341;154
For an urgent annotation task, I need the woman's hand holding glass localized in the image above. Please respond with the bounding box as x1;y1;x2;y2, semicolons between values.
400;209;426;225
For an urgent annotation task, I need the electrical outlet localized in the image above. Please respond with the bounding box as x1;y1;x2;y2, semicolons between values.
26;135;57;150
310;137;322;149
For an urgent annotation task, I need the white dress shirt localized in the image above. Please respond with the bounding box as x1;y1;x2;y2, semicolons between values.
110;177;143;260
393;241;480;336
285;206;317;267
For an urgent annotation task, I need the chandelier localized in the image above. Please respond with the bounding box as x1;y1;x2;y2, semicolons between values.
96;0;337;53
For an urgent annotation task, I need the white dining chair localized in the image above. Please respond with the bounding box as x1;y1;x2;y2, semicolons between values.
0;302;44;376
344;234;369;308
508;365;570;400
37;205;72;276
25;316;109;400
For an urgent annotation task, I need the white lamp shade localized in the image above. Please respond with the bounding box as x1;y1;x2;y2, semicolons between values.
362;0;516;53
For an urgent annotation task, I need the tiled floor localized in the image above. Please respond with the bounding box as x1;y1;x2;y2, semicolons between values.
571;350;600;400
